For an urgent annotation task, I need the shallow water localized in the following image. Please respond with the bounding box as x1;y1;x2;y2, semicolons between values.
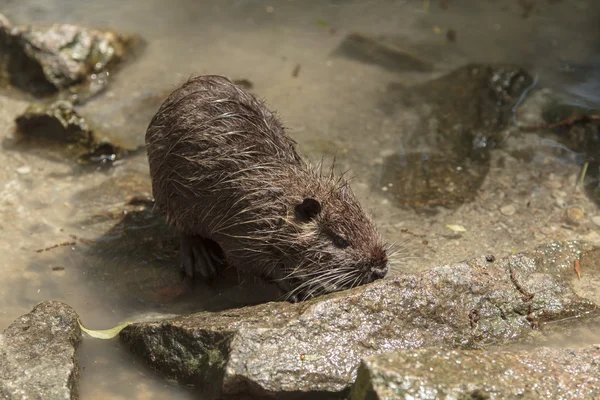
1;0;599;398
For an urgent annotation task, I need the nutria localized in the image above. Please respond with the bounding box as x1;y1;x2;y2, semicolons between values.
145;75;389;302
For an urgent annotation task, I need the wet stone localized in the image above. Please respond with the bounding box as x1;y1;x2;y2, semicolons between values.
13;99;136;169
0;301;82;400
0;12;144;102
500;204;516;216
378;64;534;212
120;241;600;399
349;345;600;400
565;205;584;225
16;100;93;146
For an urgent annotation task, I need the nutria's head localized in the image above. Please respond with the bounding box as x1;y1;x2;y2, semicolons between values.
268;167;389;302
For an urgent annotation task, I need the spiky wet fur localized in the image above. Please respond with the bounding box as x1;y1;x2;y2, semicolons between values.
146;75;389;301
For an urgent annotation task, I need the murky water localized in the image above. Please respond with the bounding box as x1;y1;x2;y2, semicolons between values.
1;0;599;398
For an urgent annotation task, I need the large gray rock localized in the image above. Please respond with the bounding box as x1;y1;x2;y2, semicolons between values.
120;241;600;399
0;301;82;400
350;345;600;400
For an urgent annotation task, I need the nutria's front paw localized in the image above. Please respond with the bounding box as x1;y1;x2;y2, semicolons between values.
179;233;223;283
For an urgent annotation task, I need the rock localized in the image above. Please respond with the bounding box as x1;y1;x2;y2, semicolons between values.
13;99;137;168
15;165;31;174
333;32;434;72
500;204;516;216
350;345;600;400
565;205;584;225
16;100;94;145
0;12;143;102
592;215;600;228
0;301;82;400
120;241;600;399
378;64;534;212
385;64;534;146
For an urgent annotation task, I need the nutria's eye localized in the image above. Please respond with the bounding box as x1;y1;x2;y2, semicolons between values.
295;198;321;222
332;234;349;249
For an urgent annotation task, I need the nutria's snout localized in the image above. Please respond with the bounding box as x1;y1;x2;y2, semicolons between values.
362;253;388;282
364;244;389;281
369;263;388;281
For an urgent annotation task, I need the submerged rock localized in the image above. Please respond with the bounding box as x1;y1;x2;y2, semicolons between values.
333;32;434;72
377;151;489;212
384;64;534;146
0;301;82;400
350;345;600;400
120;241;599;399
379;63;534;212
14;99;137;169
0;12;143;102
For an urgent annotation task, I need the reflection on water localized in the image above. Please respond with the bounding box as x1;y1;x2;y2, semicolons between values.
1;0;599;398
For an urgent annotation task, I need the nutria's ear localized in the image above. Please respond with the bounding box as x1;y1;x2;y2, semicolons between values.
294;198;321;222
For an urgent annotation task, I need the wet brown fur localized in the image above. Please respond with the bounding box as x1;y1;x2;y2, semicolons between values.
146;75;388;300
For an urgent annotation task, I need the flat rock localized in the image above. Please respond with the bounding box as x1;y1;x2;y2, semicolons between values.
350;345;600;400
120;241;600;399
0;301;82;400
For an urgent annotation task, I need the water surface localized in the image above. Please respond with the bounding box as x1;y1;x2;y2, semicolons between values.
1;1;599;398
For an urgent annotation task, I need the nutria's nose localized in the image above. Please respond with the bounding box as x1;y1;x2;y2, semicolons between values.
370;264;388;280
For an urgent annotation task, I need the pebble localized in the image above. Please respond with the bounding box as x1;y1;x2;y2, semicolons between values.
591;216;600;228
16;165;31;174
584;231;600;245
552;190;567;198
500;204;516;216
565;206;584;225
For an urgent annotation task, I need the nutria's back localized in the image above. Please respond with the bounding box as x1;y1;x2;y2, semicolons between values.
146;75;388;301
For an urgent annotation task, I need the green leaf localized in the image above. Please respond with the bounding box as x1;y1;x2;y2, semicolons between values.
78;319;132;339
